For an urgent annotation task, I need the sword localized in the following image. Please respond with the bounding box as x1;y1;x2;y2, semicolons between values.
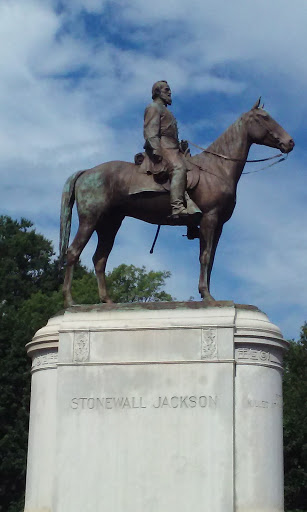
150;225;161;254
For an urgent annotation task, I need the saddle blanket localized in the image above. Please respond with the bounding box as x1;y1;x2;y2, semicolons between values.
129;155;200;196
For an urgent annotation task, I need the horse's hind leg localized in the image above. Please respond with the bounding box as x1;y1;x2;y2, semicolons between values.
93;214;124;303
63;222;95;308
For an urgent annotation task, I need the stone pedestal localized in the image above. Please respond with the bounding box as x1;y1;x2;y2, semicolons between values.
24;302;287;512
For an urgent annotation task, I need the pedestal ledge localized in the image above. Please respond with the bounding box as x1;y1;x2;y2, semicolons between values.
26;302;287;363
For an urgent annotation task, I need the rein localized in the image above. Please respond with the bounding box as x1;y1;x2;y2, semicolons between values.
186;140;288;175
186;140;283;164
241;154;288;175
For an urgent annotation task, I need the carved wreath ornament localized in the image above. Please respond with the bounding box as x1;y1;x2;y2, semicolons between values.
201;328;218;359
73;331;90;362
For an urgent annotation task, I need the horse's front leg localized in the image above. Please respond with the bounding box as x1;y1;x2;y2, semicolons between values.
63;264;75;308
198;212;221;303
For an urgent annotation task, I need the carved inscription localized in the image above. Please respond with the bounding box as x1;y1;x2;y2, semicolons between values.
32;352;58;370
71;395;218;410
236;348;271;362
152;395;217;408
74;331;90;362
244;394;282;409
201;328;218;359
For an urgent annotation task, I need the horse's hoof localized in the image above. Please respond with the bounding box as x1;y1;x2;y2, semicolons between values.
201;294;216;305
64;299;76;309
101;298;114;304
203;299;216;306
203;298;216;306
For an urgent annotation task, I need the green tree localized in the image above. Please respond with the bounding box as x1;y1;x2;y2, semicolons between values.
106;264;173;303
283;323;307;512
0;217;55;306
0;217;68;512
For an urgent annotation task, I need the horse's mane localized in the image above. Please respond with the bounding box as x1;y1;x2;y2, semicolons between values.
204;114;246;155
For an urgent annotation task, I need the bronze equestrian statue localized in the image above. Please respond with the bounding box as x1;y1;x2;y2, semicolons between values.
60;93;294;308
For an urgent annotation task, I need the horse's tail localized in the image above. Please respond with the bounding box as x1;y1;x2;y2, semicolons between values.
59;170;85;264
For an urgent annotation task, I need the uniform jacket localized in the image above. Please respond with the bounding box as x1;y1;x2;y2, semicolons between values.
143;101;180;153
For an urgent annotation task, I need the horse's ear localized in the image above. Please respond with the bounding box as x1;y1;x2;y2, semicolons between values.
251;97;261;110
261;103;265;109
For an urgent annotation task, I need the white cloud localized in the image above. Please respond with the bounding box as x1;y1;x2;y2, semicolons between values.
115;0;307;103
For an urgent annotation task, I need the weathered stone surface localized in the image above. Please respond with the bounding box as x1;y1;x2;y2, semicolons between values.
24;303;287;512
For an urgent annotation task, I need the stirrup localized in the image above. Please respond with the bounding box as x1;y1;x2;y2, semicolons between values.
186;226;200;239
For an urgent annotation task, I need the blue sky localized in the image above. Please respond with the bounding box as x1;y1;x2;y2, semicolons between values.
1;0;306;339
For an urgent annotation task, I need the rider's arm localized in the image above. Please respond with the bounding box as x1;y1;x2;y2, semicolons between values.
143;104;162;157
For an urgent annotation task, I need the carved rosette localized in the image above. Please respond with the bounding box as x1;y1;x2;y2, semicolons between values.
201;327;218;359
73;331;90;362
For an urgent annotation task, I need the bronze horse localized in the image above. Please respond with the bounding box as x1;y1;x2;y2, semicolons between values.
60;99;294;307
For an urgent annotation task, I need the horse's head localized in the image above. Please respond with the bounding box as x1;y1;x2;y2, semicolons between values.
246;98;294;154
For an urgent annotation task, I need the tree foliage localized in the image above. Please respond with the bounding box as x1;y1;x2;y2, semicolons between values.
0;217;64;512
106;264;173;303
283;324;307;512
0;217;55;306
0;216;173;511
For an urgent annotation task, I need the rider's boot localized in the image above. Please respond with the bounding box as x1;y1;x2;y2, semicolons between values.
169;168;201;225
169;167;189;224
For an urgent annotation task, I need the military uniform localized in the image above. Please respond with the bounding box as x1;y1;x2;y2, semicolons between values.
144;100;187;217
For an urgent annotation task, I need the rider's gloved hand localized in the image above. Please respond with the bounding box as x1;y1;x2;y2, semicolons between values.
180;140;189;153
152;151;163;163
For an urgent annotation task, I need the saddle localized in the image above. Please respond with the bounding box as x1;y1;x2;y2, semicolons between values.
134;151;169;176
130;151;200;195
